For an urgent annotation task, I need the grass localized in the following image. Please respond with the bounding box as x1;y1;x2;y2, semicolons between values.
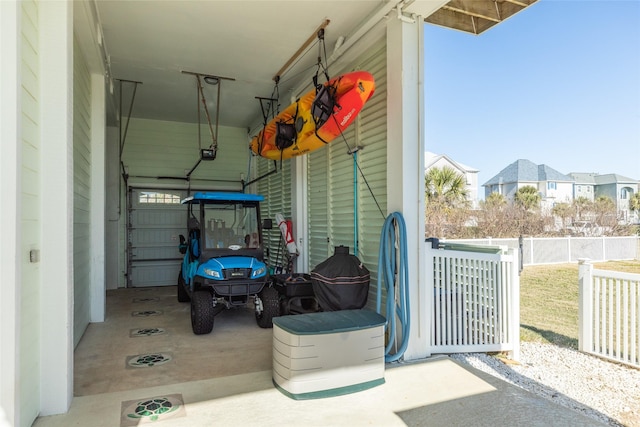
519;260;640;349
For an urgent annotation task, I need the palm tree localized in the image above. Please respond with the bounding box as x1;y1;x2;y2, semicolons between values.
514;186;541;211
482;192;507;210
424;166;469;207
572;196;592;220
630;192;640;213
552;202;574;229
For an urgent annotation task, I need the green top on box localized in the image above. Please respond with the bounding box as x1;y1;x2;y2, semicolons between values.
273;310;386;335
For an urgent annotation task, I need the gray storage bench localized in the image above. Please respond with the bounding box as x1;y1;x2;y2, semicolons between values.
272;309;386;400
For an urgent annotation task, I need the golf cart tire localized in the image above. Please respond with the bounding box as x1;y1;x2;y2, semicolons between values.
256;285;280;328
191;291;214;335
177;270;190;303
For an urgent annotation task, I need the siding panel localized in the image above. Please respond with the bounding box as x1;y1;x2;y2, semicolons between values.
20;0;41;424
73;34;92;346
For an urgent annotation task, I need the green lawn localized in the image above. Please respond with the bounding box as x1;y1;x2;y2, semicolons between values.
519;260;640;349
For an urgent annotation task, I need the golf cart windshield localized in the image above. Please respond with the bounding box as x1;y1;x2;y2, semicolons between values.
203;202;260;250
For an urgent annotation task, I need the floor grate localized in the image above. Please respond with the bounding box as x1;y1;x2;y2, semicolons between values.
126;353;172;368
132;297;160;303
130;327;166;338
131;310;163;317
120;393;185;426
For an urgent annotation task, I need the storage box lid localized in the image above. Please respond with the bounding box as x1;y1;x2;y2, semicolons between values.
273;310;386;335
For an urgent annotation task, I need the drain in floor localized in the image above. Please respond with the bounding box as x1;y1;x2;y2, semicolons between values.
126;352;172;368
130;327;166;338
120;393;185;426
131;310;163;317
132;297;160;303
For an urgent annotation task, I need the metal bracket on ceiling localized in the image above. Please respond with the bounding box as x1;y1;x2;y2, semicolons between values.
180;70;236;177
272;18;331;83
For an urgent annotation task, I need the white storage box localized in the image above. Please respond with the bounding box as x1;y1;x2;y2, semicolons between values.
272;310;386;399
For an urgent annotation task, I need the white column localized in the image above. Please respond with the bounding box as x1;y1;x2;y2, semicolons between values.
0;2;21;425
578;258;593;352
90;74;106;322
39;0;74;415
386;15;429;360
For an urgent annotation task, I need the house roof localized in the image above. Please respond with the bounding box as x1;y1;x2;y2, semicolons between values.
570;172;638;185
593;173;639;185
425;151;479;173
483;159;573;186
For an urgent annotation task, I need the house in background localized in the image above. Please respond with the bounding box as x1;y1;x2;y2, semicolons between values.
425;151;479;208
569;173;639;223
483;159;573;210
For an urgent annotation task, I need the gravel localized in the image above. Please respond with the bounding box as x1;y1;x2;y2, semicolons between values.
450;342;640;427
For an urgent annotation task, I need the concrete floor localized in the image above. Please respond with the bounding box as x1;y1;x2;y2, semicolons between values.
34;286;607;427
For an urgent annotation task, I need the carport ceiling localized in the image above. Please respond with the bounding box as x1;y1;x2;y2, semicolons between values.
92;0;536;129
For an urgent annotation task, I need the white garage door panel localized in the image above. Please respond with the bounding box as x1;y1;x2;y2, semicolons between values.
128;188;187;287
130;261;180;288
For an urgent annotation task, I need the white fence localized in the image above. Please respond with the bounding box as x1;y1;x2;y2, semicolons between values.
578;259;640;368
427;245;520;360
444;236;639;266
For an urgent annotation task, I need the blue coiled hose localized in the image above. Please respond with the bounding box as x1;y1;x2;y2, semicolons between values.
376;212;410;362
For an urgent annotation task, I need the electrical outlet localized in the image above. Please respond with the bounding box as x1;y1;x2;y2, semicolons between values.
29;249;40;263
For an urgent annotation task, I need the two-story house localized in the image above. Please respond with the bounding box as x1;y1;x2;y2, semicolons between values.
483;159;574;211
425;152;479;208
569;172;639;223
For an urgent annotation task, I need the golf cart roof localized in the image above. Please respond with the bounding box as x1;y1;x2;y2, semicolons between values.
181;192;264;204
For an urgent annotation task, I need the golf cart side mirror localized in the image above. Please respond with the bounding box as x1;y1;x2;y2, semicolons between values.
178;234;187;254
262;219;273;230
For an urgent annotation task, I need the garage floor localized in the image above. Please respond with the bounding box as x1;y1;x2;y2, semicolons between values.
34;286;606;427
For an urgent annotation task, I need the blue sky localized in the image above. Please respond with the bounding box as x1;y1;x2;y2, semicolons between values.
424;0;640;197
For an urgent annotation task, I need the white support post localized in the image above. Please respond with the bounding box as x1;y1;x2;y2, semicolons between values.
578;258;593;352
90;74;106;322
510;248;521;361
39;0;74;415
0;2;21;425
386;14;428;360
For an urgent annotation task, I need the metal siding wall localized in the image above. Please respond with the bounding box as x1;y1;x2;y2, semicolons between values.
20;0;41;423
353;44;387;310
256;157;292;269
118;119;247;287
307;40;387;283
73;34;92;347
122;119;247;186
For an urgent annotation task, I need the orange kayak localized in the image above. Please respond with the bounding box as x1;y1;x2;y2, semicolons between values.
250;71;375;160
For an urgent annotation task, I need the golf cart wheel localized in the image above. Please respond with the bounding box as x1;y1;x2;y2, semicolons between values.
256;285;280;328
177;269;190;303
191;291;214;335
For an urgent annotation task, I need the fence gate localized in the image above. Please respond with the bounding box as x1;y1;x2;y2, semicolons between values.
427;246;520;359
127;188;187;287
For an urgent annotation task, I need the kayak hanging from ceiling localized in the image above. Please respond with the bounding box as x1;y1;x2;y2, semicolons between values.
250;70;375;160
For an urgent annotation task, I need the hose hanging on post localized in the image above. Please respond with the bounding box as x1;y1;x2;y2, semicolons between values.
376;212;410;363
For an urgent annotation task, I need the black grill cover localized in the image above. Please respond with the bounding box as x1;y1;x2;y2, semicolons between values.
310;246;370;311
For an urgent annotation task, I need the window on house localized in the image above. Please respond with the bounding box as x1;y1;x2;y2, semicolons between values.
139;191;181;204
621;188;630;199
547;182;557;190
587;187;591;192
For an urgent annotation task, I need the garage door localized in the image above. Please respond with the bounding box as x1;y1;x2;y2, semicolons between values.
127;188;188;287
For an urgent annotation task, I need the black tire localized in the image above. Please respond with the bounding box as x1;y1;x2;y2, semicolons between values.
177;270;190;303
191;291;214;335
256;285;280;328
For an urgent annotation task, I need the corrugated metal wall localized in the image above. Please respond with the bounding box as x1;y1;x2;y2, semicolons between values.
73;33;92;347
20;0;41;422
256;158;293;270
122;119;247;187
307;40;387;310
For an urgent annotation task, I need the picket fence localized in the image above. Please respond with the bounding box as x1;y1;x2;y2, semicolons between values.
426;244;520;360
578;259;640;368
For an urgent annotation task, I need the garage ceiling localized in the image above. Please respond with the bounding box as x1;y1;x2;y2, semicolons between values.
83;0;536;130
